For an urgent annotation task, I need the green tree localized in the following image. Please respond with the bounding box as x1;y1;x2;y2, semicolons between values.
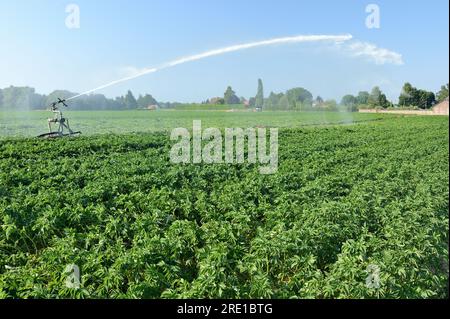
137;94;158;108
124;90;138;109
368;87;380;106
223;86;240;104
265;92;284;109
315;96;324;106
0;89;3;108
356;91;370;105
322;99;338;111
399;83;436;109
255;79;264;108
417;90;435;109
1;86;45;110
436;83;449;102
278;95;289;110
379;94;390;108
368;86;390;108
285;87;313;109
399;83;415;106
340;94;357;107
114;96;126;109
84;94;111;110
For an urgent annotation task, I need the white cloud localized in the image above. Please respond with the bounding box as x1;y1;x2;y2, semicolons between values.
341;41;404;65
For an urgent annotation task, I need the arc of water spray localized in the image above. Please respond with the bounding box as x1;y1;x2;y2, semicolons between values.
67;34;353;101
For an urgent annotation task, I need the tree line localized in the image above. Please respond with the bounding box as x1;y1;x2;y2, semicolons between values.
339;83;448;110
1;81;448;111
203;79;448;112
0;87;158;111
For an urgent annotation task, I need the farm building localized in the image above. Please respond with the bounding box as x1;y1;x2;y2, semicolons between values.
433;97;449;115
209;97;223;104
146;104;158;111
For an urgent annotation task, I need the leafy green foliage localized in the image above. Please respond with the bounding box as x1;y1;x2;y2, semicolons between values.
223;87;240;105
137;94;158;108
124;90;138;110
255;79;264;109
285;87;313;110
0;87;143;111
341;95;357;107
0;86;45;110
368;86;391;109
436;83;449;103
0;116;448;299
356;91;370;105
399;83;436;109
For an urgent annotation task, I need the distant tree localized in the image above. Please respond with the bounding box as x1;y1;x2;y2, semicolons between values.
437;83;449;102
278;95;290;110
0;86;165;110
399;82;415;106
379;94;391;108
44;90;125;110
285;87;313;109
0;86;45;110
249;97;256;107
124;90;138;109
417;90;435;109
114;96;125;109
399;83;435;109
137;94;158;108
369;87;382;105
356;91;370;105
315;96;324;105
322;99;338;111
224;86;240;104
340;94;357;106
368;86;390;108
368;87;378;107
265;92;284;109
255;79;264;108
90;94;111;110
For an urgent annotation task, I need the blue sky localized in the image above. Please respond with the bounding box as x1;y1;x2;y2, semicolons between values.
0;0;448;102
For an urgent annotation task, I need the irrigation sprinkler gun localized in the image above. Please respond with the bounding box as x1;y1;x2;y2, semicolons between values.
37;98;81;138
